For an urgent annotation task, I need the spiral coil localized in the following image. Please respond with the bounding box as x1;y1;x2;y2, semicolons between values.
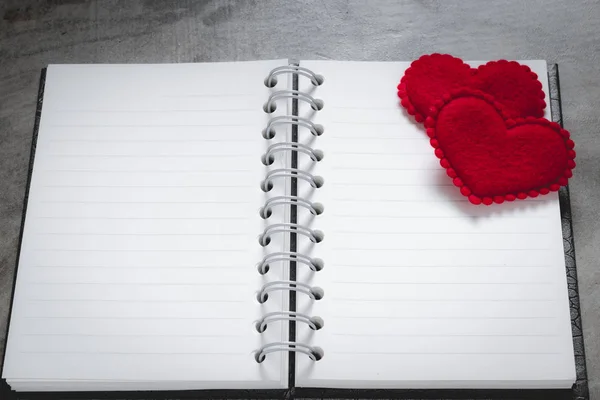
255;65;324;363
255;312;324;333
259;196;324;219
262;116;324;139
257;252;324;274
255;342;324;363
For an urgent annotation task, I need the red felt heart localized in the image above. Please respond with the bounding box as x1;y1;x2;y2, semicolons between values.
398;54;547;123
425;89;575;205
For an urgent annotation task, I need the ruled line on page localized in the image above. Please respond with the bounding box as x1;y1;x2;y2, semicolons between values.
333;298;556;302
330;121;408;125
41;185;256;188
332;351;561;355
333;265;551;269
28;265;247;269
25;282;248;286
21;333;245;338
45;154;254;158
40;169;254;173
331;198;470;203
33;233;250;237
25;299;246;303
332;151;431;156
330;169;444;174
52;108;257;113
46;124;253;127
162;93;255;98
328;106;401;111
331;316;556;320
329;135;426;139
18;351;246;355
331;231;550;235
328;134;417;139
33;217;252;220
330;137;429;142
331;215;549;219
331;248;552;251
45;121;258;127
22;333;245;338
23;316;246;320
49;139;258;143
39;201;253;204
331;333;559;337
31;249;249;253
331;180;456;187
331;281;553;285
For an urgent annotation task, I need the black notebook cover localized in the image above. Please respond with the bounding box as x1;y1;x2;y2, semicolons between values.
0;64;589;400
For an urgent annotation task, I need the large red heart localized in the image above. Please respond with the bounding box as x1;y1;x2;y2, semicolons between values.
425;89;575;205
398;54;546;123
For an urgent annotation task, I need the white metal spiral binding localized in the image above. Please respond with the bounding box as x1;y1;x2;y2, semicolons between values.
262;116;324;139
259;196;324;219
255;342;324;363
258;223;324;246
263;90;324;113
255;65;325;363
255;311;324;333
264;65;325;87
256;280;325;304
261;168;324;192
257;252;324;274
261;142;324;165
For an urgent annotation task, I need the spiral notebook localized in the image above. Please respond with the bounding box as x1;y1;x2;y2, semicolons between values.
0;59;588;399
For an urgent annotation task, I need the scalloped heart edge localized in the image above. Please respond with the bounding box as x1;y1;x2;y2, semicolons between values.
397;53;547;123
423;88;576;206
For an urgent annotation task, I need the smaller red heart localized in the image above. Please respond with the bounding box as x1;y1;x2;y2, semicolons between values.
425;89;575;205
398;54;546;123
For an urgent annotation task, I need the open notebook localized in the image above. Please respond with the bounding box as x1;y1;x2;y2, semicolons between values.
0;59;588;399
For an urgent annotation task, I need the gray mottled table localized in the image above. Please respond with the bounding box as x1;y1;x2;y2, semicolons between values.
0;0;599;398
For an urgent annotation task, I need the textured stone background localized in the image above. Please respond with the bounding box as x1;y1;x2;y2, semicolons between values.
0;0;598;398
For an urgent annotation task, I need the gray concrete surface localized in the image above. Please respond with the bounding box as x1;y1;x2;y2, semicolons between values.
0;0;598;398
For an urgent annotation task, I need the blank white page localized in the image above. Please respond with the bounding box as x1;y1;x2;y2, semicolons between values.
3;60;291;391
295;60;576;388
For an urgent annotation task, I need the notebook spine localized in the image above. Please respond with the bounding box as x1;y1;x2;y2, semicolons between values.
254;66;325;364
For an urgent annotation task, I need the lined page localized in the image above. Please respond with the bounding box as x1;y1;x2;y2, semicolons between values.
294;60;576;388
3;61;290;391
